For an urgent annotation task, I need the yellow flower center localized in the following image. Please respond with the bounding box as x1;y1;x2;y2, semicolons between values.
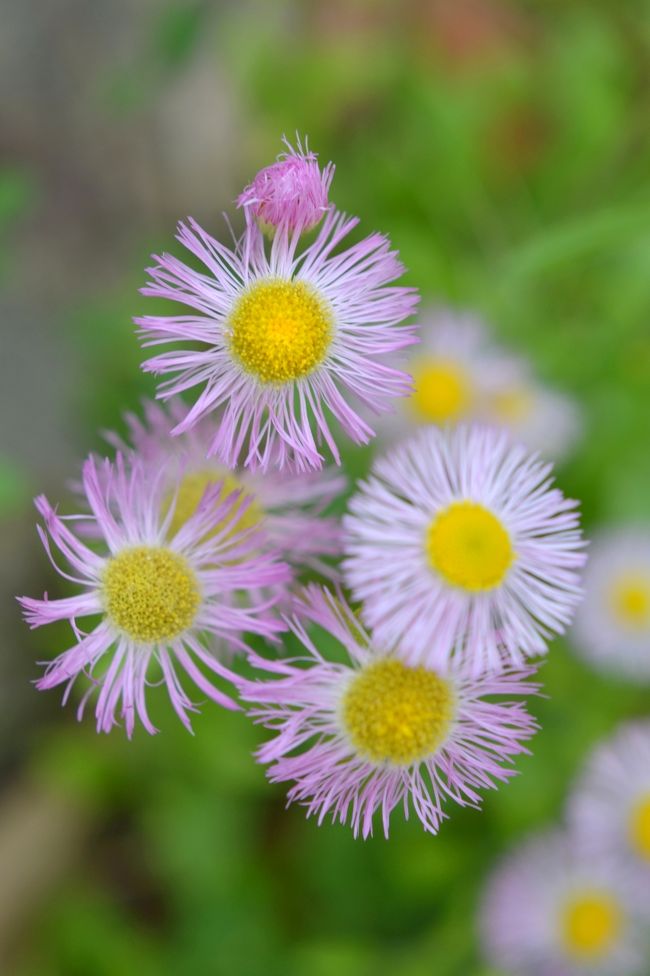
409;357;471;423
426;501;513;592
561;892;622;960
164;469;263;543
228;278;333;384
341;659;454;765
629;795;650;860
490;387;534;423
103;546;200;642
610;574;650;630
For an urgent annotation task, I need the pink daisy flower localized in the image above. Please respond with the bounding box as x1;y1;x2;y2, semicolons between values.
567;722;650;873
237;135;335;235
343;425;585;672
571;528;650;681
480;830;650;976
135;207;418;472
107;398;347;581
18;454;289;736
239;585;539;838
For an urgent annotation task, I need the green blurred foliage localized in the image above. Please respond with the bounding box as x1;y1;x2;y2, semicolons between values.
0;455;31;518
14;1;650;974
0;168;35;227
0;167;37;280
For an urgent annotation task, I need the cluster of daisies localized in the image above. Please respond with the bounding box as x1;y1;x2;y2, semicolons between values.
20;137;589;841
481;721;650;975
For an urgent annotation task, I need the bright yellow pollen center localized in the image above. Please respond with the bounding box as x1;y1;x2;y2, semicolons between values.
341;659;454;765
610;574;650;629
228;278;333;384
103;546;200;642
164;469;263;543
491;387;533;423
629;795;650;859
426;501;513;592
561;892;622;960
410;357;471;423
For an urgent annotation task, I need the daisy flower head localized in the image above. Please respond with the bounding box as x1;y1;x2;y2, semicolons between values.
480;830;650;976
136;205;419;472
240;585;539;838
568;721;650;873
237;135;335;236
18;454;290;736
343;425;585;672
108;397;347;581
571;528;650;681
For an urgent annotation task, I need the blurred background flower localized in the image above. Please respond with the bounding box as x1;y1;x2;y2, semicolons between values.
2;0;650;973
571;528;650;681
480;828;650;975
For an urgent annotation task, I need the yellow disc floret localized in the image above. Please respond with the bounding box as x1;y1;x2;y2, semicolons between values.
164;469;263;543
103;546;200;643
341;658;454;765
228;278;333;384
561;891;622;960
426;501;513;592
629;795;650;860
610;574;650;630
410;357;471;423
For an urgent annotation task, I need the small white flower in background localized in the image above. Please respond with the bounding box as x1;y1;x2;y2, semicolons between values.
373;307;517;434
571;528;650;681
373;305;582;463
480;829;650;976
482;371;582;464
568;721;650;873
